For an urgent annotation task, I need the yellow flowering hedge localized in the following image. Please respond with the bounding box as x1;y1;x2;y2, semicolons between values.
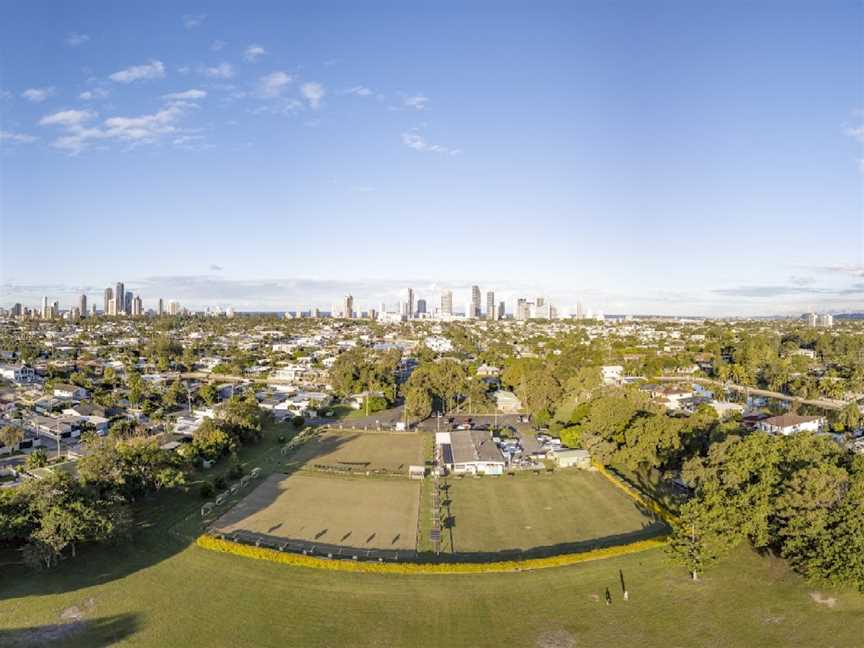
196;533;667;574
593;463;677;525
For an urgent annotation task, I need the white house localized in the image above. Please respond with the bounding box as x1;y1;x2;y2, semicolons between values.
0;364;36;384
758;414;825;436
437;430;505;476
53;383;88;400
554;448;592;469
601;365;624;385
494;390;522;413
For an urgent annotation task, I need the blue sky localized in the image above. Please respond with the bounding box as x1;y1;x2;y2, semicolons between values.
1;1;862;316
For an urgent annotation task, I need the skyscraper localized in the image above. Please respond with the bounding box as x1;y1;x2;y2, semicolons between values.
416;299;427;316
471;285;481;318
342;295;354;318
441;290;453;316
115;282;125;316
486;291;495;320
132;295;143;316
497;301;506;320
536;297;545;307
157;298;164;316
124;291;133;315
104;287;113;315
79;294;87;318
516;298;530;321
41;296;49;319
405;288;415;319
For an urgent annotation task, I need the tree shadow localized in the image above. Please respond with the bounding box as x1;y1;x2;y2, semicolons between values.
0;612;140;647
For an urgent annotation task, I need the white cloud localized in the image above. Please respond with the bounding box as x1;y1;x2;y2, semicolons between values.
345;86;373;96
204;63;235;79
109;60;166;83
403;95;428;110
65;32;90;47
0;130;37;143
210;40;226;52
21;87;55;103
301;82;325;108
244;45;266;62
401;130;457;155
44;103;190;154
39;109;96;127
79;88;109;101
183;14;207;29
847;125;864;143
258;71;292;97
163;89;207;100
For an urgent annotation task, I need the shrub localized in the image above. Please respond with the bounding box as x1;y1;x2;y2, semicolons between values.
228;456;244;480
277;434;286;444
196;534;668;574
213;476;227;491
291;416;305;429
199;482;214;498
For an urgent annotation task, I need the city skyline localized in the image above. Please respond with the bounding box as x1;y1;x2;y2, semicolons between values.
1;2;863;316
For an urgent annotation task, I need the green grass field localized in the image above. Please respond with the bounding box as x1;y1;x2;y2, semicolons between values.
1;422;862;647
287;430;426;474
212;472;420;551
443;470;662;554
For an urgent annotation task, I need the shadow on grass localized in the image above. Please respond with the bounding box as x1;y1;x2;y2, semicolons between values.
0;421;327;602
0;612;140;647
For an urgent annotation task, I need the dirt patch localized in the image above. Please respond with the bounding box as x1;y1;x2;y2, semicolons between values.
810;592;837;608
536;629;577;648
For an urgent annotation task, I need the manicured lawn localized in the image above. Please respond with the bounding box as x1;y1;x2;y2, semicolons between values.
1;422;862;647
211;472;421;552
1;537;862;647
286;430;426;474
443;469;664;554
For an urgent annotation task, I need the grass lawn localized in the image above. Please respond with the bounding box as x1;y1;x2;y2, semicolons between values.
1;422;862;647
444;469;663;554
1;536;862;647
212;472;420;552
286;430;426;474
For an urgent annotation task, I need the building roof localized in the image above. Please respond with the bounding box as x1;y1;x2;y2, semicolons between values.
449;429;504;465
762;414;823;428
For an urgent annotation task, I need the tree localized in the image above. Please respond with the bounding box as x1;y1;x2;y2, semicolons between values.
26;449;48;470
0;425;23;450
832;402;861;435
667;498;739;580
193;418;233;460
219;395;264;444
198;382;218;406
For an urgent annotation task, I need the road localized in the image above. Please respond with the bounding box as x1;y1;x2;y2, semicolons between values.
656;376;848;411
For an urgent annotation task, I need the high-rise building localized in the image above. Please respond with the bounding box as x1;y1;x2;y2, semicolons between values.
52;301;59;318
817;313;834;328
11;303;22;317
516;298;531;321
536;297;545;308
41;296;49;319
168;300;180;316
441;290;453;316
115;282;125;316
806;312;818;328
104;287;113;315
405;288;415;319
575;302;585;319
124;291;133;315
132;295;143;316
79;294;87;318
342;295;354;319
91;304;97;317
497;301;505;320
157;298;164;316
486;291;496;320
416;299;427;316
471;285;481;318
